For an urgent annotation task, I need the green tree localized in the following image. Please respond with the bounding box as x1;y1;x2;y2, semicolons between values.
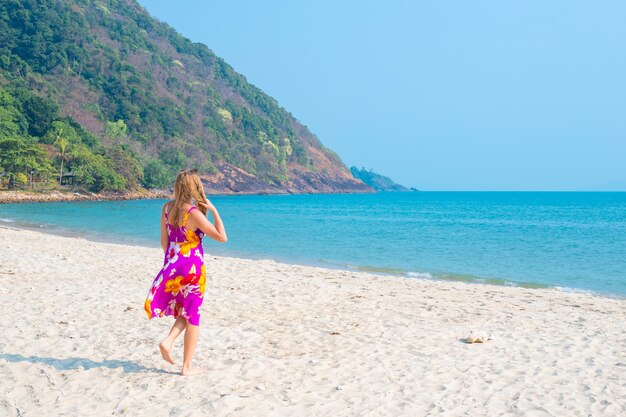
142;158;173;189
44;121;84;186
53;127;69;184
21;95;59;137
0;136;53;188
68;144;125;192
105;145;143;190
0;89;27;139
104;119;128;143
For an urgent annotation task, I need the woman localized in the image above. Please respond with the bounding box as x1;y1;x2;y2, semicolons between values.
144;169;227;376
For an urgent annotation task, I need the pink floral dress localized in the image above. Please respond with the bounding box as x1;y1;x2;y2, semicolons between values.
145;205;206;326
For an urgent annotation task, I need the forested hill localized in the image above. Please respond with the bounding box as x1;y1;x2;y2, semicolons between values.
0;0;372;194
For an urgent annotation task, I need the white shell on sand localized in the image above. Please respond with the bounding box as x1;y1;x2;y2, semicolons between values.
464;331;492;344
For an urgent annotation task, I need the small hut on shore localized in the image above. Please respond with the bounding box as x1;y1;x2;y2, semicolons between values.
60;172;76;187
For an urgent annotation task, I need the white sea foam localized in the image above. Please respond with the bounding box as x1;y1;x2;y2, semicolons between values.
407;271;434;279
555;286;594;295
0;218;15;223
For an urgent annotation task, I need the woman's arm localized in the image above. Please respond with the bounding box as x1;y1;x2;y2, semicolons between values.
190;200;228;243
160;202;170;252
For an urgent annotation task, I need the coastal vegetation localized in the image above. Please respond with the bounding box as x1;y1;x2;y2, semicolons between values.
0;87;132;191
0;0;369;194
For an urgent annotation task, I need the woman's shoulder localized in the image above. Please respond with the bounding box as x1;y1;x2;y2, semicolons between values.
162;200;175;212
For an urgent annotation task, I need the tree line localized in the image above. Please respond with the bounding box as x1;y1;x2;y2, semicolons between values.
0;86;170;191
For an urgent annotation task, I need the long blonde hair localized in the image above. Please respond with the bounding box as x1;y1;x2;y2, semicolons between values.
168;169;208;227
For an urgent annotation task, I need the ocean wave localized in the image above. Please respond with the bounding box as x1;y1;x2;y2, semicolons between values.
406;271;434;279
555;286;595;295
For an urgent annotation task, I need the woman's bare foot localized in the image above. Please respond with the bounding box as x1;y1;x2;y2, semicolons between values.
181;366;207;376
159;341;175;364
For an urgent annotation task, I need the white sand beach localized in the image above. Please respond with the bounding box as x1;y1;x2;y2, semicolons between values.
1;225;625;416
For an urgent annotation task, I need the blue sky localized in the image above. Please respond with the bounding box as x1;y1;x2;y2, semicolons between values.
137;0;626;191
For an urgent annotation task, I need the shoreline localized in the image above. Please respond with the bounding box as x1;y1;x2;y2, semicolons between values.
1;225;625;416
0;188;380;204
0;189;172;204
1;223;622;305
1;221;624;302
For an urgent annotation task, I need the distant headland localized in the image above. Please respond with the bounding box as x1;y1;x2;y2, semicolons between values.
350;167;417;192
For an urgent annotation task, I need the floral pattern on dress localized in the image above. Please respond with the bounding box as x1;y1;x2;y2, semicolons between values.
145;205;206;326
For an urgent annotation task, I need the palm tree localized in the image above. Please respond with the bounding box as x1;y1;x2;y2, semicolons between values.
53;128;69;185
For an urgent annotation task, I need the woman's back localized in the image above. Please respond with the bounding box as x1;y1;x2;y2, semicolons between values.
146;203;206;327
165;203;205;244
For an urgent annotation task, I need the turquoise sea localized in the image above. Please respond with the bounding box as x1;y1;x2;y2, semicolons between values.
1;192;625;296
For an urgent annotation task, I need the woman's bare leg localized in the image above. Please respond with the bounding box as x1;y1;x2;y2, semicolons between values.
181;322;205;376
159;316;187;364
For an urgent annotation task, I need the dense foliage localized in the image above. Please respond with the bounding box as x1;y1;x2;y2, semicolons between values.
0;0;341;192
0;87;129;191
